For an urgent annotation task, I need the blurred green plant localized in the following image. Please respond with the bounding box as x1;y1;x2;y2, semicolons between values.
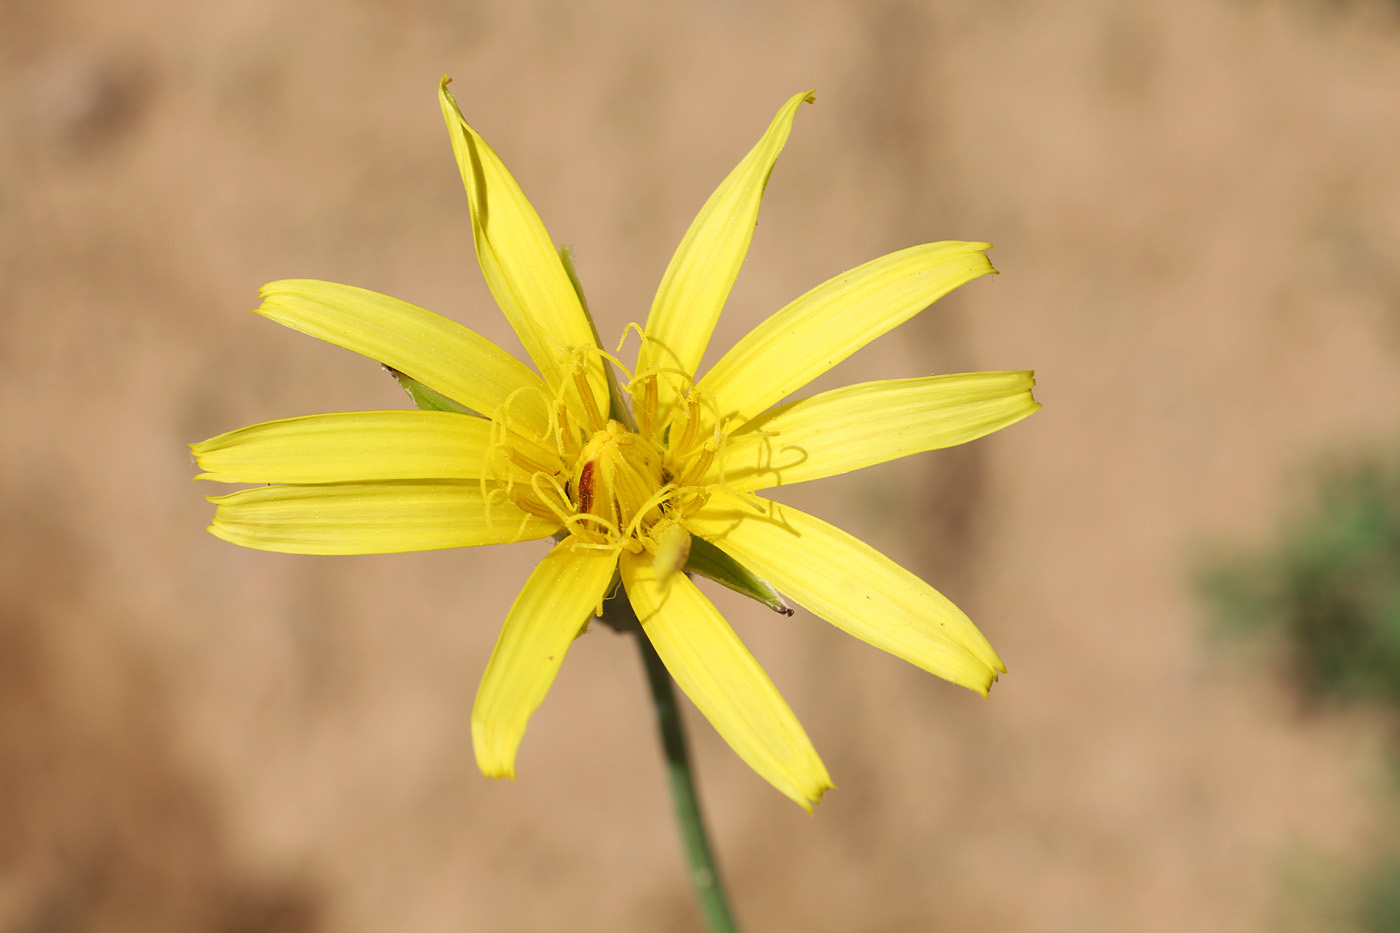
1200;454;1400;707
1357;853;1400;933
1200;450;1400;932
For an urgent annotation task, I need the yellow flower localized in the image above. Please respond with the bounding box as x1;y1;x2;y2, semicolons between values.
193;78;1039;810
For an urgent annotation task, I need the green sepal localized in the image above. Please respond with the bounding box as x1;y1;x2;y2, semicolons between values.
383;364;480;416
558;244;635;431
685;535;794;616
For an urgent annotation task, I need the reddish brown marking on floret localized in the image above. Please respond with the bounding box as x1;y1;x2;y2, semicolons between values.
577;460;594;514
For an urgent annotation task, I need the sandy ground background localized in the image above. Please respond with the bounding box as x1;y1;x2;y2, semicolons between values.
4;0;1400;930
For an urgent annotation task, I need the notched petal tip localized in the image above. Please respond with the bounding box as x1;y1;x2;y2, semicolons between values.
969;662;1005;699
478;758;517;781
970;243;999;276
800;782;835;814
779;771;836;814
791;767;836;813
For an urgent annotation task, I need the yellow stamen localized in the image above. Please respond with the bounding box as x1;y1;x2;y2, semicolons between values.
677;440;717;487
554;401;581;458
572;366;605;432
511;493;565;522
674;394;700;455
528;472;574;523
638;372;658;436
622;484;680;543
564;510;621;542
508;447;555;476
680;491;710;516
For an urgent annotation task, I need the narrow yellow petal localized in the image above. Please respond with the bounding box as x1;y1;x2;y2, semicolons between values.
472;541;620;778
711;372;1039;492
641;90;814;424
619;550;832;810
699;242;996;426
192;410;549;484
207;481;559;554
256;280;551;434
685;490;1004;694
438;78;608;421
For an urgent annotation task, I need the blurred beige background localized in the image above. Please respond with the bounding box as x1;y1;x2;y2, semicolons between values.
4;0;1400;930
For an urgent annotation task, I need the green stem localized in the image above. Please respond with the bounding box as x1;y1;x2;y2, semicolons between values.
603;592;740;933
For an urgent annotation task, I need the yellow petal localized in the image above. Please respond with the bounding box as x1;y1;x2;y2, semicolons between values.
207;481;558;554
711;372;1039;492
473;540;619;778
193;410;543;484
685;490;1004;694
619;550;832;810
256;280;551;435
439;78;608;421
641;90;814;425
699;242;996;426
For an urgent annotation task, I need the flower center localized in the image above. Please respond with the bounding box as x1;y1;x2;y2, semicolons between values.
486;353;721;556
570;420;666;541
